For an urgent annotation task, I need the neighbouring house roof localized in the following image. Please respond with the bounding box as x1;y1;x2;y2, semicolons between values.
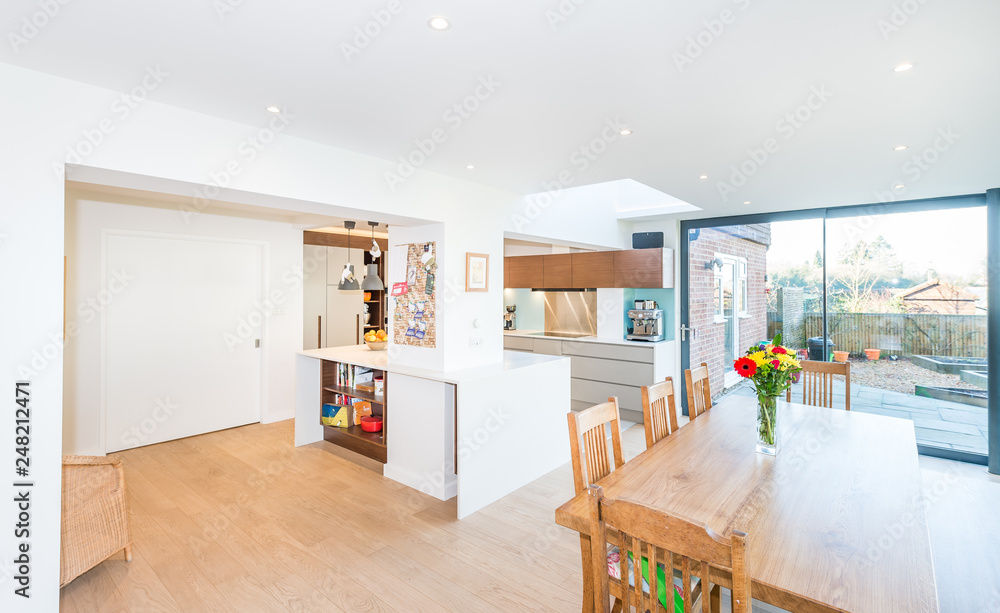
899;279;980;314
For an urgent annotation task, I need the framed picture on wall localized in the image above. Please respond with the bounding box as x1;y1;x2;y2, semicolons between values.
465;253;489;292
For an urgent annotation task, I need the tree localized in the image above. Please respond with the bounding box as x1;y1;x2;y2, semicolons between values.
831;236;904;313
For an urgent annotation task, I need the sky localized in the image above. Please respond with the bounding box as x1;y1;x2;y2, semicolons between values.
765;207;987;282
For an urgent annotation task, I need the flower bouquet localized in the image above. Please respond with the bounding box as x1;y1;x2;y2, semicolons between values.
733;333;802;455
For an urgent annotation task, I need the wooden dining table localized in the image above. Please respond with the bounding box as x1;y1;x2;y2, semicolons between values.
555;395;939;613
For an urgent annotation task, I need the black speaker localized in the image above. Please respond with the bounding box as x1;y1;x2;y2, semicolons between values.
631;232;664;249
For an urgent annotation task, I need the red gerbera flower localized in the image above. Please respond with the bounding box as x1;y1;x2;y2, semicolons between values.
772;346;787;355
734;356;757;377
771;359;781;368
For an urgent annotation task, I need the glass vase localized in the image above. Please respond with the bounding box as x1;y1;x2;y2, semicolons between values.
756;393;780;455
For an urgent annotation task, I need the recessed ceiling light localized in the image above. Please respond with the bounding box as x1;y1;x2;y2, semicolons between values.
619;128;633;136
894;63;914;72
894;184;905;189
698;175;708;180
265;105;282;113
893;145;909;151
428;16;451;30
466;164;475;170
744;201;751;205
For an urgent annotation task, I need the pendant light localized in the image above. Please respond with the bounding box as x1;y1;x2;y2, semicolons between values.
338;221;360;291
360;221;385;291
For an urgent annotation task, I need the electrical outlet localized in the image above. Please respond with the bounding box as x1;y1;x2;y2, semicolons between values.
470;336;484;348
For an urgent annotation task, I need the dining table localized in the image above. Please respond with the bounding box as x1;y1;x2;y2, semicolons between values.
555;395;939;613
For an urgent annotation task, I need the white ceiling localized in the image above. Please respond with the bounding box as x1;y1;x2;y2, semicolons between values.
5;0;999;219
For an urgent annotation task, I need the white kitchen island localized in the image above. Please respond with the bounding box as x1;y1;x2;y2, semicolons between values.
296;345;571;519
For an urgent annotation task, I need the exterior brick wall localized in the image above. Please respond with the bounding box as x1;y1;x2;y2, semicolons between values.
688;225;770;400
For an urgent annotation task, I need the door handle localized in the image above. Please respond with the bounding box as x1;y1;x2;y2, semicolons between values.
680;325;697;342
317;315;322;349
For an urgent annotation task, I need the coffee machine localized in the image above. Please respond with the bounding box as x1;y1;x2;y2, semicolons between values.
504;305;516;330
627;308;665;342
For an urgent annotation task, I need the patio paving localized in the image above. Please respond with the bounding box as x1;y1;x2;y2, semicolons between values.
723;379;989;456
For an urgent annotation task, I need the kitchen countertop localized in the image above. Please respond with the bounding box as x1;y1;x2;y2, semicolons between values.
503;329;670;347
298;344;567;384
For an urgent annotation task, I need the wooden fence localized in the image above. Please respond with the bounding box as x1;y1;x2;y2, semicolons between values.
767;311;987;357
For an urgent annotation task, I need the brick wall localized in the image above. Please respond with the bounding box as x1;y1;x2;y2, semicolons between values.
688;226;770;399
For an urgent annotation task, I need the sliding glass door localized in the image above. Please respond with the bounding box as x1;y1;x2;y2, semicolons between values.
680;193;996;466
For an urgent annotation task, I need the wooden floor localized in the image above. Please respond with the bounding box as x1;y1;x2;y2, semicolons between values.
60;419;1000;612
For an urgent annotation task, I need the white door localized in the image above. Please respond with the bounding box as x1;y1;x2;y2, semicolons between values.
105;233;263;452
326;246;365;347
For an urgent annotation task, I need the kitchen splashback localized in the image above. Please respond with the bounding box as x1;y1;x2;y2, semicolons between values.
544;291;597;336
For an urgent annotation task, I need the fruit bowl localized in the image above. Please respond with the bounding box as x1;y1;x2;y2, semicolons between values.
365;340;387;351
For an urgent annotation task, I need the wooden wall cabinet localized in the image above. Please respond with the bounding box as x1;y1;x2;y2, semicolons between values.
571;251;614;288
507;255;543;288
503;248;673;289
541;254;573;288
613;248;674;288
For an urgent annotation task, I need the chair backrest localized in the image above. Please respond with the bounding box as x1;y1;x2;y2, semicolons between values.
786;360;851;410
685;362;713;419
567;398;625;495
641;377;679;449
588;485;751;613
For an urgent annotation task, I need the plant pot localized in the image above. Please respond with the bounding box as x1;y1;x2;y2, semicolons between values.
864;349;881;361
833;351;850;363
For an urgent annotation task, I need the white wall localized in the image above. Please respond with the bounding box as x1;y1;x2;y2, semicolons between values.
0;60;516;610
386;223;446;372
63;189;304;455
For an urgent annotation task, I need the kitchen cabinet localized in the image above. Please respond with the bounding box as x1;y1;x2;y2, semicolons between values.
613;248;674;288
503;248;672;289
571;251;613;288
507;254;543;288
541;254;573;288
303;245;367;350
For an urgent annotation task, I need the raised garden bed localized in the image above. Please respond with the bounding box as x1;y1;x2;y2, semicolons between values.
911;355;987;375
915;385;987;408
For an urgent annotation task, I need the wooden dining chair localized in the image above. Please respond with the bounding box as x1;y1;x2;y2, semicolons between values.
567;398;625;495
787;360;851;411
685;362;713;419
588;484;751;613
641;377;679;449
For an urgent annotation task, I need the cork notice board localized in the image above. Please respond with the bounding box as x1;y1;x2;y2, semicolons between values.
391;241;437;348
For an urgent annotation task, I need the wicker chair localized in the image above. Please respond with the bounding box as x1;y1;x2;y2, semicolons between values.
60;455;133;587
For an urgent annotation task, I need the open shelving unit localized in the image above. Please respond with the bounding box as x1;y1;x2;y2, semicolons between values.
363;250;387;332
321;360;387;463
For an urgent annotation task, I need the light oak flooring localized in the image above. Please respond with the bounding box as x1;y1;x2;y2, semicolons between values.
60;419;1000;612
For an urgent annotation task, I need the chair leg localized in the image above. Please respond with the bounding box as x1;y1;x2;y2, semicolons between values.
710;584;721;613
579;535;595;613
124;545;133;562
